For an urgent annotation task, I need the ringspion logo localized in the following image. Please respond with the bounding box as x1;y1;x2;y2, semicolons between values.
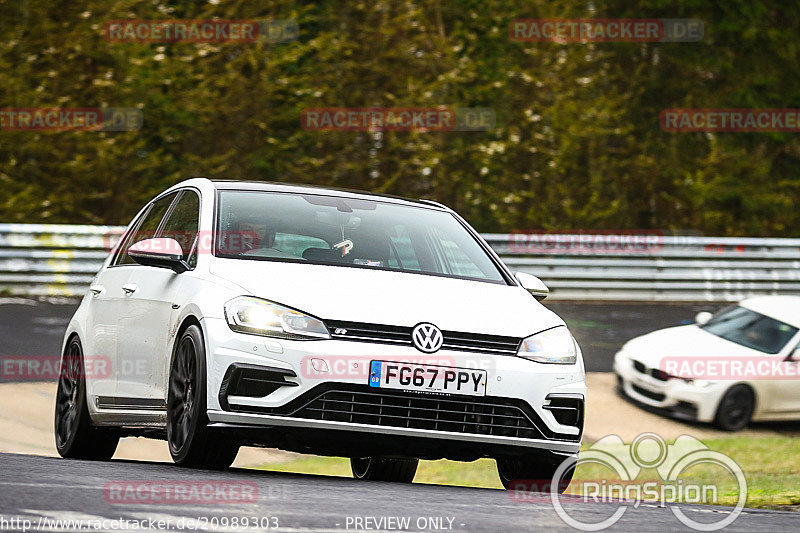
510;433;746;531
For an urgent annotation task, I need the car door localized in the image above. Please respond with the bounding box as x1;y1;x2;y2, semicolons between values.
87;193;179;406
116;189;200;404
761;340;800;415
84;264;132;400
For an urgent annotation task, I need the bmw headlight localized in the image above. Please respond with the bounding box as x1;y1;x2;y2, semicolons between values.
517;326;577;364
224;296;330;339
684;378;713;388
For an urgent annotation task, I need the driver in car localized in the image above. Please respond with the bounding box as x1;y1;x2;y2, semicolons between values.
238;215;276;253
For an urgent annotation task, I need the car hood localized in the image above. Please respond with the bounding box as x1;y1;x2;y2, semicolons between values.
621;324;763;367
210;258;563;337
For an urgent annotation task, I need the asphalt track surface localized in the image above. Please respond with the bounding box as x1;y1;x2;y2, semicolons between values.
0;452;797;532
0;297;725;378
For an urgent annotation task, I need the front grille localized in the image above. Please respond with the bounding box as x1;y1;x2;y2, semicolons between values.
326;320;521;356
632;359;671;382
632;384;666;402
228;383;581;442
650;368;671;381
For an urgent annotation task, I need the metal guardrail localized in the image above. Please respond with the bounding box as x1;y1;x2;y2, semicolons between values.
2;224;800;301
0;224;123;297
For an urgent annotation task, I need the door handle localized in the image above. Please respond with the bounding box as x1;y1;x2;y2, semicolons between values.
122;283;138;295
89;285;104;296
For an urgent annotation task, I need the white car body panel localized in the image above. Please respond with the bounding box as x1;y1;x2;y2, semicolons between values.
209;258;564;337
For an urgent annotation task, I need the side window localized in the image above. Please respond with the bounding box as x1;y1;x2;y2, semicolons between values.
115;192;178;265
109;209;148;266
159;190;201;266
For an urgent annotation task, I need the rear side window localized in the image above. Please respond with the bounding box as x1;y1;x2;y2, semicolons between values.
160;191;201;266
114;192;178;265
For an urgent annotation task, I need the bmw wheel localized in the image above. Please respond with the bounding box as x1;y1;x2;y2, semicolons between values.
167;324;240;469
350;457;418;482
54;336;119;460
713;384;755;431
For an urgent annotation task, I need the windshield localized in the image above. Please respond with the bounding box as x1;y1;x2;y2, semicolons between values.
700;305;798;354
215;190;507;284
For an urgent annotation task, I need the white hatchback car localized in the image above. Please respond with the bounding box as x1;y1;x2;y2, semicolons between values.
55;178;585;485
615;296;800;430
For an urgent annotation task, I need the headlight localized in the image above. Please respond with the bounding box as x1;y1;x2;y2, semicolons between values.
684;379;713;388
517;326;577;364
224;296;330;340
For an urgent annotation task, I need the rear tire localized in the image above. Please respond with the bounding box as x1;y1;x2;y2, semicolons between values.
350;457;418;482
713;385;754;431
496;454;575;492
54;336;119;460
167;324;240;469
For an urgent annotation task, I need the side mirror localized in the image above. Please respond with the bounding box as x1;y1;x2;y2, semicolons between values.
694;311;713;326
128;238;189;273
515;272;549;301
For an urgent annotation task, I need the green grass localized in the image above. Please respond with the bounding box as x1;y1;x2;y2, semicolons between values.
252;436;800;510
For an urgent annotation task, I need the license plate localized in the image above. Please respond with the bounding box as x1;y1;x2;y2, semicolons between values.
369;361;487;396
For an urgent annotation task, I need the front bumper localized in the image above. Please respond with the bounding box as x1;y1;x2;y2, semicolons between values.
613;351;725;423
202;317;586;457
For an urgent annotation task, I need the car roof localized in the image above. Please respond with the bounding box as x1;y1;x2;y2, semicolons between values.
205;178;449;211
739;295;800;328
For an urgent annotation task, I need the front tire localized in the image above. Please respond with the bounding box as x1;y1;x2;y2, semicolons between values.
713;385;754;431
350;457;418;482
54;336;119;460
167;324;240;469
496;454;575;492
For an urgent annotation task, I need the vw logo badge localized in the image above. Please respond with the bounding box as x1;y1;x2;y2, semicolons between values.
411;323;444;353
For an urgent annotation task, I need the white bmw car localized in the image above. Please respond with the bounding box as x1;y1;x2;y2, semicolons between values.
615;296;800;430
55;178;585;486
